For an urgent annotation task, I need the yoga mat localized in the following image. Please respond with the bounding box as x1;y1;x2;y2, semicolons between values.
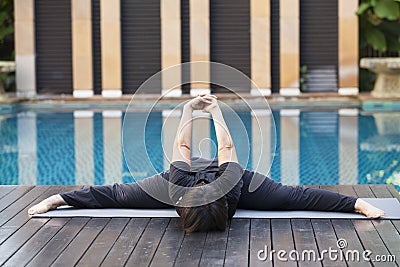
32;198;400;219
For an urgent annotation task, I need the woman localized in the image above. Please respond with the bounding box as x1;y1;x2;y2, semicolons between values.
28;95;384;232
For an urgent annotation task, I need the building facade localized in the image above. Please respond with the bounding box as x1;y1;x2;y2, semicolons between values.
14;0;359;97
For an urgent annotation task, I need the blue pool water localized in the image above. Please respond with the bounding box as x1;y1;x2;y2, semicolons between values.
0;109;399;191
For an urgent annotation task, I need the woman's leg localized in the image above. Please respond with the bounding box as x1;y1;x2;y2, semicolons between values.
286;186;384;218
28;172;171;215
238;170;384;218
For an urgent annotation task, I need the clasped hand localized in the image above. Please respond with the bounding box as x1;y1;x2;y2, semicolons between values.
186;94;218;113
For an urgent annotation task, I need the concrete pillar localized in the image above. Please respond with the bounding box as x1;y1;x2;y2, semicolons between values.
74;111;94;184
162;109;181;170
161;0;182;97
103;110;122;184
72;0;94;98
280;109;300;184
279;0;300;96
251;0;271;96
338;0;359;95
189;0;210;96
101;0;122;97
338;109;358;184
14;0;36;97
18;112;37;184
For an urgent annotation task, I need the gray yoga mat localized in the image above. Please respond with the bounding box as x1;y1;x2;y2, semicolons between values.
32;198;400;219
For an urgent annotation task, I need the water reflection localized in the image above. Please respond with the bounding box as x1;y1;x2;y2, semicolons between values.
0;109;399;191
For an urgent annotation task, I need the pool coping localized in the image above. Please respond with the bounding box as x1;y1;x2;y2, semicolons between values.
1;93;400;113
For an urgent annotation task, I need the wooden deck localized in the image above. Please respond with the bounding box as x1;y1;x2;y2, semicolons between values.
0;184;399;267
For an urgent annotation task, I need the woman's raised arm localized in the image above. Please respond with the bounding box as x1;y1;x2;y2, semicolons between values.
171;95;216;165
204;99;238;166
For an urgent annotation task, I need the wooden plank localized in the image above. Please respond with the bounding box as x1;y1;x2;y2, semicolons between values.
26;218;90;267
270;219;296;267
335;185;358;197
77;218;130;266
371;220;400;265
352;185;375;198
101;218;150;267
174;231;207;266
352;220;396;267
303;185;320;189
331;219;372;267
50;218;110;266
319;185;339;193
291;219;321;267
0;185;69;264
2;218;70;267
311;219;346;267
249;219;272;267
0;217;50;265
150;218;185;267
368;184;400;265
0;185;80;244
198;229;229;267
0;185;33;212
369;184;392;198
124;218;170;267
0;185;49;228
392;220;400;235
386;185;400;201
224;219;250;267
0;185;17;199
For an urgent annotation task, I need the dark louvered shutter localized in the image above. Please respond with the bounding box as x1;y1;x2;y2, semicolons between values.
181;0;190;94
300;0;338;92
121;0;161;94
210;0;251;93
92;0;102;94
270;0;280;93
35;0;72;94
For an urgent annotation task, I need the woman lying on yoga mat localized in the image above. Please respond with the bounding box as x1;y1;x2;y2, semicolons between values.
28;94;384;232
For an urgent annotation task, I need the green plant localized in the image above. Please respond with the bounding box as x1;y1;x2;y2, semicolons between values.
299;65;310;92
0;0;13;53
357;0;400;52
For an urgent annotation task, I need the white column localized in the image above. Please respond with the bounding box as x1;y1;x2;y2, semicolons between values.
250;0;271;96
18;112;37;184
74;111;94;184
279;0;300;96
162;109;181;170
72;0;94;98
161;0;182;97
14;0;36;97
251;110;271;175
192;111;211;159
338;0;359;95
189;0;210;96
280;109;300;185
338;109;358;184
103;110;122;184
101;0;122;97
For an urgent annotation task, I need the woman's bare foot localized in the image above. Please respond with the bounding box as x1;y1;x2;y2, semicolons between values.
28;195;67;216
354;199;385;218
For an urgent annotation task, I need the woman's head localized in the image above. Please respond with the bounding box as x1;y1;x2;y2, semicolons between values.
175;182;228;233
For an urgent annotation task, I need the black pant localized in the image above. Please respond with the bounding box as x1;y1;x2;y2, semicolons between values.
237;170;357;212
61;169;357;213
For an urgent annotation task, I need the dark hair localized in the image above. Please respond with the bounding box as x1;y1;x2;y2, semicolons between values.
175;183;228;233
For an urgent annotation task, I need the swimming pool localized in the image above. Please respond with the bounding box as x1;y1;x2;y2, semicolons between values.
0;108;399;191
